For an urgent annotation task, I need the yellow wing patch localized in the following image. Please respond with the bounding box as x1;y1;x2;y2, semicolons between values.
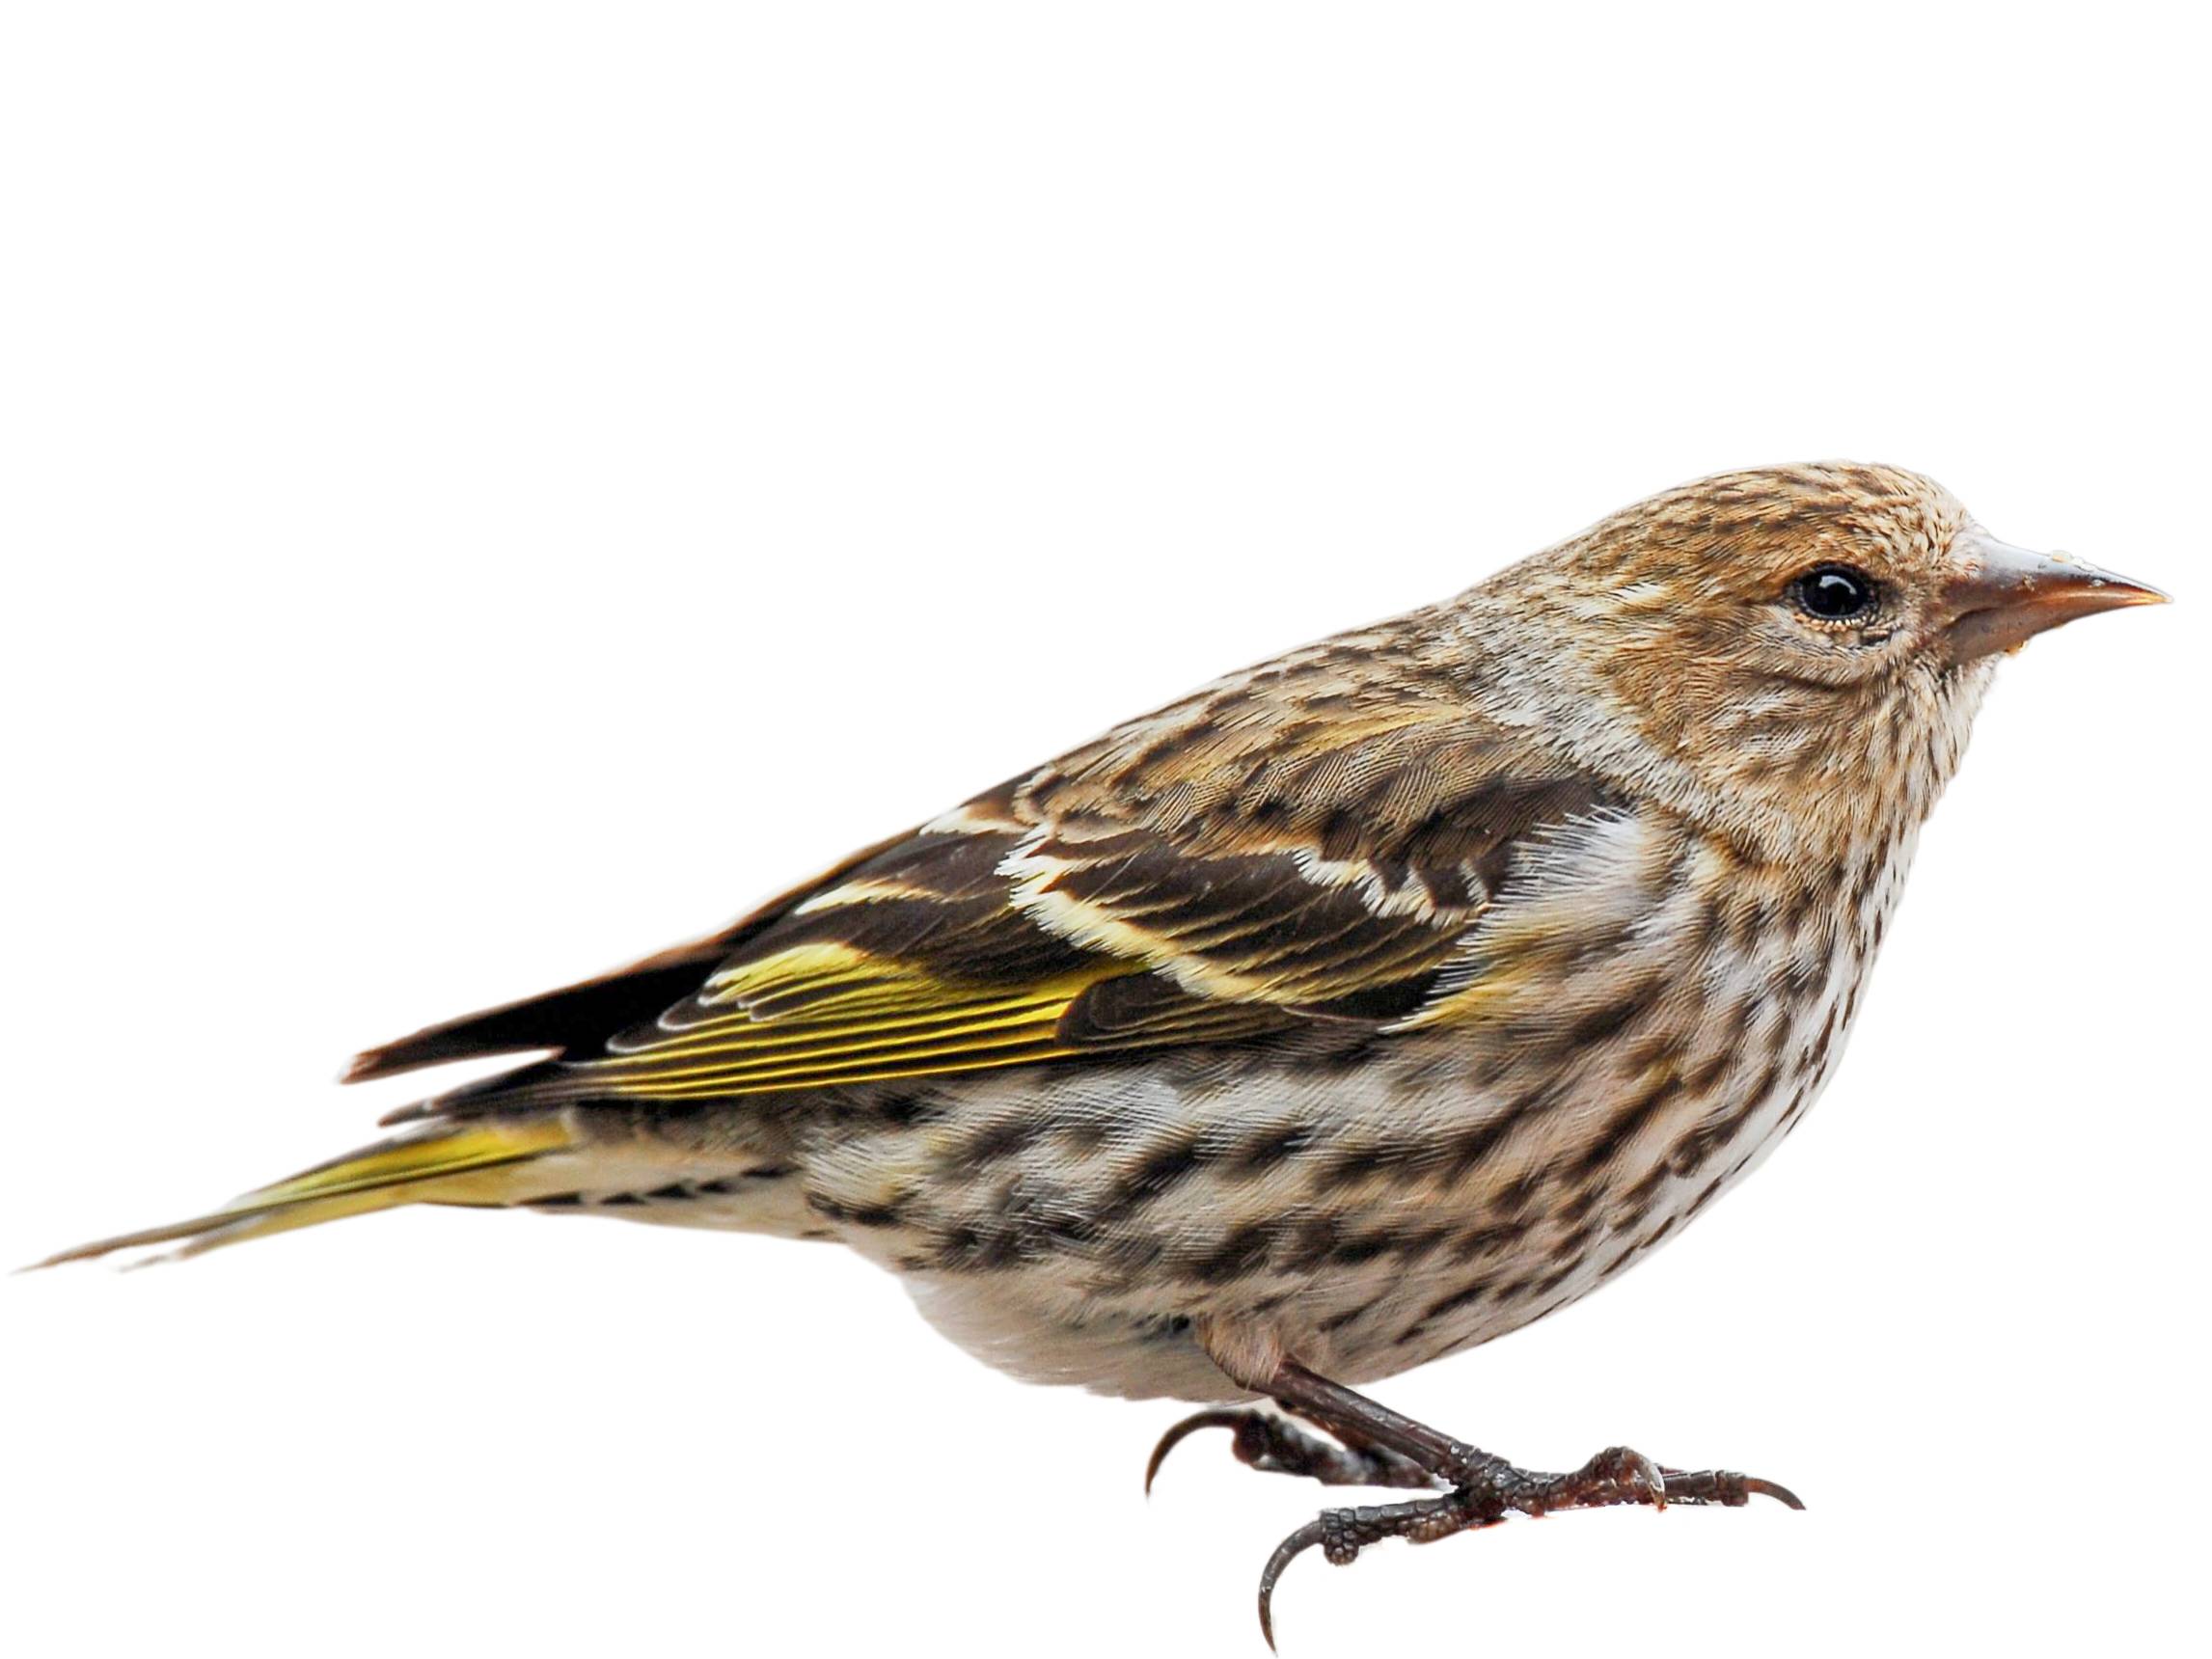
575;940;1129;1101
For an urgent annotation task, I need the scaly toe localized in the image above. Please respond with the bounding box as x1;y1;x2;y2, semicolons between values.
1565;1445;1669;1510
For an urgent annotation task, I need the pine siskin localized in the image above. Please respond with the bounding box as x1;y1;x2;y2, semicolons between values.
40;463;2164;1643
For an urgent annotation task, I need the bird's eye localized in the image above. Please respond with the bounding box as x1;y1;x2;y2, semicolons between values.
1789;563;1879;623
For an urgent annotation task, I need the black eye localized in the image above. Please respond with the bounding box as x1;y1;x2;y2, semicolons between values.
1789;563;1879;622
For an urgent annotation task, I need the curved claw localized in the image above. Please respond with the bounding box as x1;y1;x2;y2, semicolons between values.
1144;1408;1251;1494
1741;1475;1807;1511
1654;1467;1808;1511
1256;1516;1329;1651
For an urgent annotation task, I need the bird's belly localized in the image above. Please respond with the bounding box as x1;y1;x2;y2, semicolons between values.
799;947;1868;1399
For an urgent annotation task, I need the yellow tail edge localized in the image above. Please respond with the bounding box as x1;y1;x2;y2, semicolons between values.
27;1117;575;1270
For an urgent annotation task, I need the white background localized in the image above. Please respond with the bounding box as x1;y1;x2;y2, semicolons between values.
3;6;2204;1656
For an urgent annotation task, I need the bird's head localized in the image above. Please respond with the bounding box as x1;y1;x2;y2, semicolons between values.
1459;462;2166;858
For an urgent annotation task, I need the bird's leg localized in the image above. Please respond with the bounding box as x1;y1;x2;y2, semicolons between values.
1229;1358;1803;1648
1146;1406;1441;1493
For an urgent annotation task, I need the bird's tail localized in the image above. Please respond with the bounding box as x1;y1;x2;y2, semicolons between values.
29;1116;575;1269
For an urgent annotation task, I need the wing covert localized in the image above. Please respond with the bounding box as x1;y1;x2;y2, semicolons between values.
380;630;1621;1114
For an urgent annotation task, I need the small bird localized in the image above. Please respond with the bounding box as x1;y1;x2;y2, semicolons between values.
41;463;2163;1643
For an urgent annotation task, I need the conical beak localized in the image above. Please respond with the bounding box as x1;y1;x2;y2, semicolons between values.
1942;527;2169;664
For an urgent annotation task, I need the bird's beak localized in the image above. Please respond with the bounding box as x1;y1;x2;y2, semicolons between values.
1942;527;2169;664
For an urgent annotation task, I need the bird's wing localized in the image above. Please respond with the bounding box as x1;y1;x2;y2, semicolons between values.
356;633;1617;1114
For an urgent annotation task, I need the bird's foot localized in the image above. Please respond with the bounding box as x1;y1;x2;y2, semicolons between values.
1146;1406;1440;1493
1159;1357;1807;1646
1254;1444;1803;1647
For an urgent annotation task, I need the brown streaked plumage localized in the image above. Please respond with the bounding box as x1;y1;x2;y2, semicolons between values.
39;463;2165;1645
